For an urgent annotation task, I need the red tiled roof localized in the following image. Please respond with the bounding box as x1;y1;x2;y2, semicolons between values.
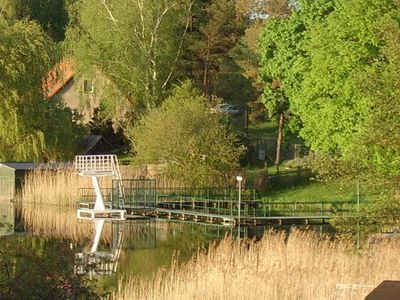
44;59;74;98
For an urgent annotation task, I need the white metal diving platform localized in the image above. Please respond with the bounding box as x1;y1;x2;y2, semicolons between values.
75;155;126;221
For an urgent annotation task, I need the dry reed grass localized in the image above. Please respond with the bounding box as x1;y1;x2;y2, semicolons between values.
17;166;161;241
21;169;93;206
113;229;400;300
20;203;95;241
20;166;180;207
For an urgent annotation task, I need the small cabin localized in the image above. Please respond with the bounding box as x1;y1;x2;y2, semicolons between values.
0;163;68;200
0;201;14;235
81;135;115;155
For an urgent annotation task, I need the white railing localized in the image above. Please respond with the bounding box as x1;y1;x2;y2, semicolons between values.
75;154;126;211
75;155;119;176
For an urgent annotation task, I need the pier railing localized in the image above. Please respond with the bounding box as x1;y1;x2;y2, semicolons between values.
78;186;356;218
156;194;357;218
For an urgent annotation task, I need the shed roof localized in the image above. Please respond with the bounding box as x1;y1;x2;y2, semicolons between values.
81;135;114;155
0;162;72;171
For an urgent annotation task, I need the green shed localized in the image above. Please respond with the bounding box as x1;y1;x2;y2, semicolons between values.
0;201;14;235
0;163;68;200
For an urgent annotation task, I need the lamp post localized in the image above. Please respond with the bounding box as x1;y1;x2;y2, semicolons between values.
236;175;243;239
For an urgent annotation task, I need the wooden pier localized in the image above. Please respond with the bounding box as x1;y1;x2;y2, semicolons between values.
153;208;330;226
75;171;354;227
122;202;334;227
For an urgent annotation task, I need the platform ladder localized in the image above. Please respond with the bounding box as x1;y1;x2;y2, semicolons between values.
75;155;126;220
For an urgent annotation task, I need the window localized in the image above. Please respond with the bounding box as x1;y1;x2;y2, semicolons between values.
83;79;94;93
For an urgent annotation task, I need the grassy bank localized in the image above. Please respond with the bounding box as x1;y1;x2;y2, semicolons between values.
263;181;358;203
113;230;400;300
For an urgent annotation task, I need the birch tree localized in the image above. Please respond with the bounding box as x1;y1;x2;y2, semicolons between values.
65;0;194;118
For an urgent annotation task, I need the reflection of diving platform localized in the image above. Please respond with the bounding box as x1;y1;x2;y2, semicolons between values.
75;155;126;221
75;220;124;276
75;219;157;276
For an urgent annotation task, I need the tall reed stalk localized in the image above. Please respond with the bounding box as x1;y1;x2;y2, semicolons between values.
21;169;92;206
19;166;181;207
113;229;400;300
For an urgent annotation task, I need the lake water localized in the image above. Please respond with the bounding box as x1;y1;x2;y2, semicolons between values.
0;201;232;298
0;201;333;298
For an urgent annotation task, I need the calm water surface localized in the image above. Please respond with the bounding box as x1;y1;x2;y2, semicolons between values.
0;201;228;298
0;201;333;298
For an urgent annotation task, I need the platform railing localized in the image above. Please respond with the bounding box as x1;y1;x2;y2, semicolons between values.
75;154;126;218
75;155;119;176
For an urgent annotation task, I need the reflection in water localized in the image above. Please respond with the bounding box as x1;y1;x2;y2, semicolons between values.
18;201;216;280
3;200;337;297
75;220;125;276
20;202;114;243
117;220;221;279
0;201;14;235
0;235;99;299
73;219;219;279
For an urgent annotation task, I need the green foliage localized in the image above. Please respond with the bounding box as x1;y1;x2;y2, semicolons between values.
259;0;333;125
260;0;400;180
186;0;250;99
37;97;85;161
65;0;193;114
129;81;244;187
345;10;400;180
0;16;82;161
89;105;127;149
0;0;70;41
292;0;397;153
0;236;100;299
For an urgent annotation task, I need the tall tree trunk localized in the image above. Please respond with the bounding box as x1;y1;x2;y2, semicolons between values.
275;112;285;173
203;60;209;96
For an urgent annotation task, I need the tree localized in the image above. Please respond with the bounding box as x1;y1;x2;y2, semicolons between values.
347;8;400;181
260;0;400;234
289;0;397;155
0;0;70;41
65;0;194;118
233;1;292;125
89;105;127;150
128;81;244;187
258;2;299;170
186;0;243;97
259;0;344;170
0;16;82;161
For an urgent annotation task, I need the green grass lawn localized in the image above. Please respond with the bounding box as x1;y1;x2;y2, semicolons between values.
244;121;360;205
262;181;357;203
245;164;364;204
248;121;277;139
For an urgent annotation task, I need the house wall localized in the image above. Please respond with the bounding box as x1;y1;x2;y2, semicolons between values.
56;77;100;123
